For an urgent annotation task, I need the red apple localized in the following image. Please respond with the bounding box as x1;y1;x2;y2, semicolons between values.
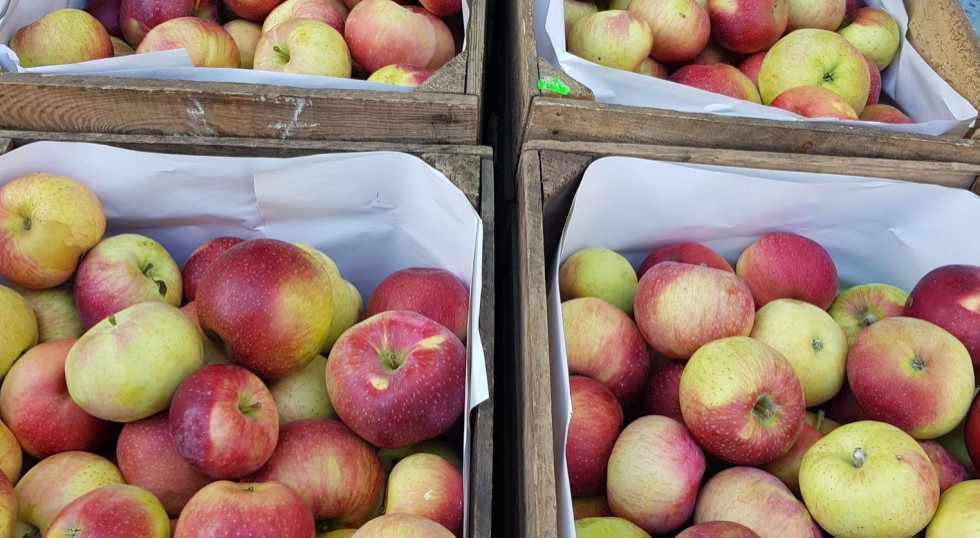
628;0;710;64
760;421;823;494
174;481;315;538
920;440;972;493
406;6;456;71
684;39;743;65
677;521;760;537
735;232;838;309
708;0;788;54
736;50;766;89
419;0;461;17
864;54;881;106
263;0;346;33
860;103;915;124
85;0;125;38
136;17;241;68
959;394;980;472
45;484;170;538
222;0;289;21
352;513;454;537
904;265;980;374
819;379;871;425
179;302;231;365
669;63;763;103
638;360;686;423
345;0;437;74
365;267;469;342
637;242;733;279
385;453;463;536
694;467;821;536
566;376;624;497
844;0;860;17
169;364;279;479
120;0;220;47
181;237;244;304
769;86;859;119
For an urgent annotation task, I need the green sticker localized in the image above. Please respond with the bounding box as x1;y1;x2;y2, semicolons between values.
538;77;571;96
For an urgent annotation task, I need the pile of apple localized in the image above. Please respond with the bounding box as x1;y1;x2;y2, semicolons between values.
560;233;980;537
0;171;472;537
7;0;462;87
565;0;916;124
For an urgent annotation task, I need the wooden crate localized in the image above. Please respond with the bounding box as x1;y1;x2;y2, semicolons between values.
0;130;494;538
506;0;980;169
513;139;980;538
0;0;485;145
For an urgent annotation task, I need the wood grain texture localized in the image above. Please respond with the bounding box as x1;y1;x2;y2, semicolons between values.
509;0;542;164
0;138;10;156
465;0;488;102
418;52;469;94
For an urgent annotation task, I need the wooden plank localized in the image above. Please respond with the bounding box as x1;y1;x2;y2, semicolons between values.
465;0;488;103
508;0;542;167
0;138;10;156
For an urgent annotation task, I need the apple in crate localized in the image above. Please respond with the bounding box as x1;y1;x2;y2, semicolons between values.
559;247;638;316
0;286;36;378
223;20;263;69
770;86;859;119
635;58;669;78
669;63;763;103
863;54;881;106
345;0;438;74
254;20;352;79
268;355;337;424
224;0;290;22
0;420;21;484
136;17;241;68
919;440;971;492
828;282;908;346
8;9;113;68
326;310;465;448
0;475;14;538
566;376;623;497
861;104;915;124
904;264;980;373
735;231;838;309
173;481;315;538
85;0;125;38
707;0;788;54
179;302;231;365
406;7;456;71
294;244;363;353
838;7;901;70
567;11;654;72
263;0;346;34
800;421;939;538
353;513;454;537
677;521;760;537
14;284;84;342
639;360;685;422
366;267;469;342
0;173;105;290
760;420;823;494
960;393;980;471
377;438;462;475
367;64;434;87
419;0;461;17
686;39;742;66
737;50;766;87
120;0;220;47
926;480;980;536
694;467;821;536
575;517;652;538
0;339;109;458
112;36;136;56
627;0;710;64
45;484;170;538
385;453;463;536
181;237;244;304
637;242;733;278
786;0;844;31
564;0;598;36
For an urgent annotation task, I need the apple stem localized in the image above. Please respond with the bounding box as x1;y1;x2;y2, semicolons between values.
107;314;117;327
240;401;262;415
814;409;826;431
273;45;290;61
811;338;823;352
911;357;926;371
853;447;867;468
22;217;31;231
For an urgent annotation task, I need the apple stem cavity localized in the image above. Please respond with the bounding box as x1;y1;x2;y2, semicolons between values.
22;216;31;231
860;311;877;327
811;338;823;352
823;72;835;83
381;350;404;372
752;393;778;423
853;447;867;468
912;356;926;371
68;528;83;538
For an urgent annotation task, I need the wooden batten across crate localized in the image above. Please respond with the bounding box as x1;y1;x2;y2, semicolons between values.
0;131;494;538
0;0;485;145
514;140;980;538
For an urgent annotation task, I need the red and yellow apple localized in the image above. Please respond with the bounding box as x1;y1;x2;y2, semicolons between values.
174;481;315;538
566;376;623;497
567;11;654;72
694;467;821;536
45;484;170;538
9;9;113;67
735;231;838;309
669;63;763;103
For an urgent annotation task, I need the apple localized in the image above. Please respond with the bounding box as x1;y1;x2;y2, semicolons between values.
263;0;345;34
847;317;974;439
685;39;743;65
366;64;434;86
680;336;805;465
735;231;838;310
405;7;456;71
628;0;710;64
45;484;170;538
561;297;651;406
634;57;669;78
939;418;977;477
769;86;859;119
0;475;14;538
377;438;462;476
179;302;232;365
637;242;734;279
15;451;125;535
919;440;971;493
112;36;136;55
838;7;901;70
293;244;363;353
634;261;755;359
575;517;652;538
863;54;881;106
223;0;289;22
707;0;788;54
174;481;315;538
385;453;463;536
182;238;245;304
254;21;353;83
248;419;384;526
566;376;623;497
120;0;221;47
736;50;767;87
565;0;599;36
418;0;461;17
828;282;907;346
350;513;454;537
0;420;21;485
65;301;204;423
0;339;109;459
799;420;939;538
960;394;980;472
860;103;915;123
844;0;860;16
676;521;761;537
786;0;845;31
572;495;612;520
819;379;871;425
905;265;980;374
607;415;705;534
136;17;241;68
73;233;182;329
85;0;124;38
0;173;105;290
365;267;469;342
638;360;685;423
117;413;215;517
759;29;871;115
926;480;980;536
0;286;37;379
559;247;638;316
169;364;279;479
567;10;655;72
345;0;438;74
8;9;113;68
694;467;821;536
760;420;823;494
268;355;336;425
197;238;333;379
669;63;763;103
806;410;839;435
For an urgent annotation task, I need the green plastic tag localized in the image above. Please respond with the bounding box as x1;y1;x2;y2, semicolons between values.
538;77;571;96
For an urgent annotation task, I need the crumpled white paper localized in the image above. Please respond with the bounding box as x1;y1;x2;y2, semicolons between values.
0;0;469;91
0;141;489;529
548;157;980;537
535;0;977;136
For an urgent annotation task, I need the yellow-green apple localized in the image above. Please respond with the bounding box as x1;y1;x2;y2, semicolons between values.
737;50;767;87
760;420;823;494
321;530;356;538
637;242;733;279
85;0;125;38
366;64;434;86
385;453;462;536
566;376;623;497
325;310;465;448
828;283;907;346
838;7;900;70
0;286;36;378
0;173;105;290
174;481;315;538
45;484;170;538
607;415;705;534
685;39;743;65
638;360;685;422
8;9;113;68
120;0;221;47
634;262;755;359
65;301;204;422
820;379;871;425
0;475;14;538
735;231;839;309
628;0;709;63
293;244;361;352
263;0;345;34
136;17;241;68
707;0;788;54
846;317;974;439
268;355;337;425
904;265;980;373
350;513;454;537
418;0;461;17
253;19;352;76
799;420;939;538
13;284;83;343
568;11;654;72
365;267;469;342
112;36;136;55
919;440;971;493
406;7;456;71
575;517;652;538
758;29;871;114
15;451;125;535
179;302;232;365
564;0;599;36
806;410;839;435
925;480;980;537
634;58;669;78
572;495;612;520
786;0;844;31
750;299;847;407
669;63;763;103
679;336;805;465
223;0;291;21
169;364;279;479
0;339;109;459
863;54;880;105
561;297;651;406
377;438;462;476
73;233;182;329
860;103;915;123
694;467;821;536
769;86;859;119
559;247;638;316
248;419;384;526
345;0;437;74
196;238;333;379
0;420;21;484
116;413;215;517
676;521;761;537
